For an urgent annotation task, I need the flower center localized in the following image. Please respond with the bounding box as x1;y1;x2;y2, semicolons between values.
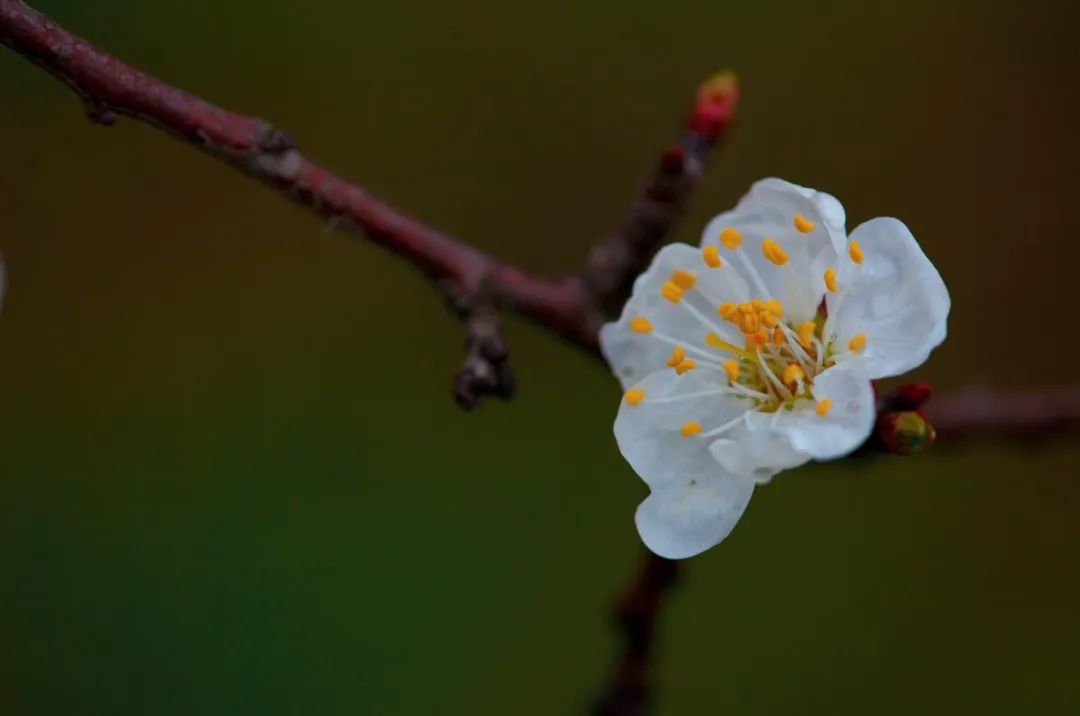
711;298;827;412
623;215;871;437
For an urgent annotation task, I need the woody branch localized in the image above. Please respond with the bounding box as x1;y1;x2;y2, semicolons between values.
0;0;736;408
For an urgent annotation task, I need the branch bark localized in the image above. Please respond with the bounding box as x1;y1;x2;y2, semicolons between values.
592;552;679;716
926;385;1080;442
0;0;734;398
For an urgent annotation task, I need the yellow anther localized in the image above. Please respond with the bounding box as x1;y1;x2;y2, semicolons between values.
797;320;816;349
760;310;779;327
849;240;864;265
751;298;765;309
702;245;723;268
675;359;697;375
816;398;833;417
717;302;737;320
624;389;645;406
681;421;703;438
738;310;760;334
723;359;739;384
772;327;784;347
661;282;683;303
782;363;804;386
764;299;783;316
824;267;838;293
738;301;755;314
629;316;653;333
762;238;789;265
666;346;685;367
745;331;768;349
848;333;867;353
671;269;696;290
719;227;743;249
793;213;815;233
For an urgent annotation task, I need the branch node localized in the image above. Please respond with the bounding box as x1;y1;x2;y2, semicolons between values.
255;123;295;153
82;99;117;126
447;282;514;410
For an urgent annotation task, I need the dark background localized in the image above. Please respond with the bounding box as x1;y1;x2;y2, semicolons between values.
2;1;1078;713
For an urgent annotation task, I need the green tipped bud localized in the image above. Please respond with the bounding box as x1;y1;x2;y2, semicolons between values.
880;410;936;455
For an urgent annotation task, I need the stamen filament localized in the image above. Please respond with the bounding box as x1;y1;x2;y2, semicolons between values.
699;412;751;439
649;330;725;364
774;321;816;369
648;386;758;404
677;297;742;349
811;336;826;371
756;350;793;399
731;383;769;400
733;248;772;299
706;332;754;360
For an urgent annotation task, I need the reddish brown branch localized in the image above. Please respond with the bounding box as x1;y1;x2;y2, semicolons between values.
2;1;451;277
0;0;738;406
593;552;679;716
863;382;1080;455
585;73;738;317
0;0;595;357
926;385;1080;442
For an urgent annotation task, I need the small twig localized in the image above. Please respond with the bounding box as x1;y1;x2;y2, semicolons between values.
863;382;1080;454
447;285;514;410
926;385;1080;442
585;73;738;317
593;552;679;716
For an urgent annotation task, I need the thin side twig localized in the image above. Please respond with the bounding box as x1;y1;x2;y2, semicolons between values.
584;72;739;317
926;385;1080;442
593;552;679;716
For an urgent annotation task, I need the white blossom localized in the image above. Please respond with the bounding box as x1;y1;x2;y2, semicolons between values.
601;179;949;558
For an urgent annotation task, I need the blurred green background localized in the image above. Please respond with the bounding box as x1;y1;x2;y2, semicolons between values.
2;0;1078;713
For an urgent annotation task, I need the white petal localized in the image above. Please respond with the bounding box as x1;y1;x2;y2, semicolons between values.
700;178;846;320
708;434;806;484
775;365;876;460
828;217;949;379
751;178;847;232
635;471;755;559
614;368;749;489
601;243;749;389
